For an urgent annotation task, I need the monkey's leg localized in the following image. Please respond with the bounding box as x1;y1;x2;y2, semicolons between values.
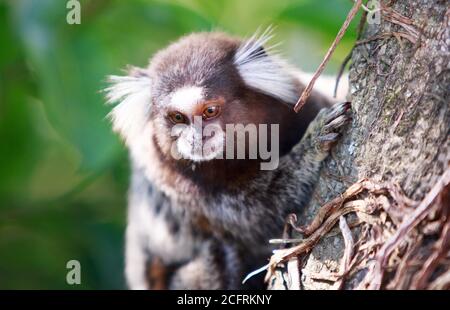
125;169;197;290
125;223;178;290
125;208;193;290
126;233;243;290
169;239;243;290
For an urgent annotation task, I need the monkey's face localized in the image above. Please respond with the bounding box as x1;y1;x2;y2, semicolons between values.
152;87;227;162
106;30;299;165
148;40;241;162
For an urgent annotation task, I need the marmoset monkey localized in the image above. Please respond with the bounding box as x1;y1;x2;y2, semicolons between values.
105;29;350;289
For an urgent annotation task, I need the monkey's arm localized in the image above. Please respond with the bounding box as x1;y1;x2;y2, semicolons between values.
277;102;351;209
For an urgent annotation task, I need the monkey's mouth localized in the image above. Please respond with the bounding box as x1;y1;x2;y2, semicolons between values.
175;134;224;162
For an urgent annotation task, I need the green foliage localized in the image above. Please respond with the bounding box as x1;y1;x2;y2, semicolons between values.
0;0;357;289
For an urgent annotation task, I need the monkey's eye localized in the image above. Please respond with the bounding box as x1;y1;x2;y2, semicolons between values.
202;105;221;120
168;111;187;124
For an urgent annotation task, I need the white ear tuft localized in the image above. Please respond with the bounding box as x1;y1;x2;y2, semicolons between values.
104;69;152;143
234;26;298;105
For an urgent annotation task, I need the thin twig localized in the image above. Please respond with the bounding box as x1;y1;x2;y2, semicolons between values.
294;0;363;112
334;8;368;98
334;51;353;99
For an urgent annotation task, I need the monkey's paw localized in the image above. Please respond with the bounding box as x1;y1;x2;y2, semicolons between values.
316;101;351;152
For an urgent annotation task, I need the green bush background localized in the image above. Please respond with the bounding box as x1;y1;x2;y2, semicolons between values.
0;0;358;289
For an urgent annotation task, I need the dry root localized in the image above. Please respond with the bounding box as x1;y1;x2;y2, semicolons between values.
266;165;450;290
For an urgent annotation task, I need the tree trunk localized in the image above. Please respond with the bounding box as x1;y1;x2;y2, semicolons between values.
269;0;449;290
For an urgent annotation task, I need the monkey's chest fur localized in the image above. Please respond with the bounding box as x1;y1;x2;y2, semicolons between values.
139;160;297;247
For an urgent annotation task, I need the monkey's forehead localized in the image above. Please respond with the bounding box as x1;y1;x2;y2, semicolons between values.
149;32;242;90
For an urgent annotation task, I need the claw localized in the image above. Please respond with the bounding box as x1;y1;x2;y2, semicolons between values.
324;101;351;124
323;114;351;134
316;101;351;153
317;132;340;143
317;132;341;152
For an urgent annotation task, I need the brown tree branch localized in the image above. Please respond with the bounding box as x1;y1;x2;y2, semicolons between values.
294;0;363;112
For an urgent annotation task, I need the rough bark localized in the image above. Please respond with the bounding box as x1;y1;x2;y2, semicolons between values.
269;0;449;290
